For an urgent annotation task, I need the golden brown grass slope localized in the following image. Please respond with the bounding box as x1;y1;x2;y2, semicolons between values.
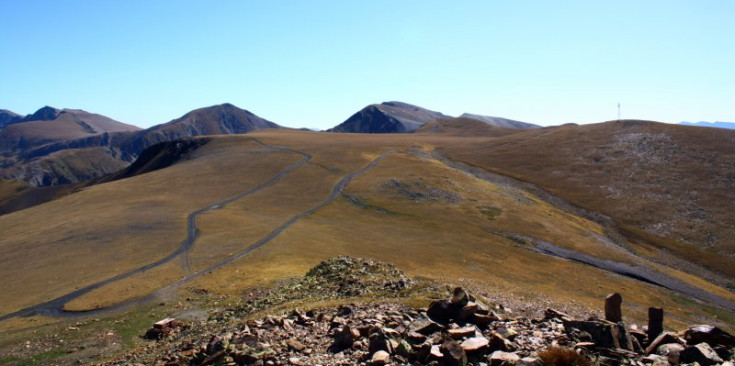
434;120;735;283
1;129;733;339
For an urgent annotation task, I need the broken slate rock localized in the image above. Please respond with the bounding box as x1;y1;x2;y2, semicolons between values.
604;293;623;323
441;338;468;366
448;326;477;340
370;350;390;365
679;342;724;366
489;351;520;366
451;287;470;308
681;324;735;347
656;343;685;365
428;299;453;324
564;320;618;349
411;318;444;335
333;325;360;349
286;338;305;352
459;302;480;321
461;336;490;353
645;332;685;355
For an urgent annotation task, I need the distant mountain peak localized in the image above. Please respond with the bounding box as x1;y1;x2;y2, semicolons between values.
128;104;280;153
329;101;447;133
381;101;420;109
24;106;62;122
184;103;255;117
680;121;735;130
0;109;23;127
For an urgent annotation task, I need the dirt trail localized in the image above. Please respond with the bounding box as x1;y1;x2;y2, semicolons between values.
154;150;390;298
422;151;735;312
0;148;389;321
0;139;310;321
180;139;310;274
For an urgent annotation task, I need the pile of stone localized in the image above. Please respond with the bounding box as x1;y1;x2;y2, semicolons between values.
559;292;735;365
304;256;413;296
223;256;414;318
127;288;735;366
118;288;570;365
109;257;734;366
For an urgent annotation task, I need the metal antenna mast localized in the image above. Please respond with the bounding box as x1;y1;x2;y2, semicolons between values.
618;102;621;121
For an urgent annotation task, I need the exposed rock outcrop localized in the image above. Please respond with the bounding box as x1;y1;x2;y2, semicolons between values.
329;101;447;133
102;257;735;365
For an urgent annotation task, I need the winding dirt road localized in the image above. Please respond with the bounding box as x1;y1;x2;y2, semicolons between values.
0;145;388;321
5;142;730;322
423;151;735;312
0;139;310;321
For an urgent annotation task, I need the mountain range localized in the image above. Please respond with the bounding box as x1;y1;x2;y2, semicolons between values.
0;104;281;186
1;102;734;363
680;121;735;130
0;102;537;186
327;101;540;133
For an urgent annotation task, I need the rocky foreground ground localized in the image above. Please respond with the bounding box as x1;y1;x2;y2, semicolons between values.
106;257;734;366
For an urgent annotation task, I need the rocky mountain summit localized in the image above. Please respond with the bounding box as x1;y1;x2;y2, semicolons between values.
122;103;280;155
105;257;734;365
328;102;448;133
327;102;537;134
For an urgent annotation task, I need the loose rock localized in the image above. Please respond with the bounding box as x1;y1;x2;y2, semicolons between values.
604;293;623;323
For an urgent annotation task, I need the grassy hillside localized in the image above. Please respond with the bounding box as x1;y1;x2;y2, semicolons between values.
1;129;733;348
433;121;735;284
0;138;301;317
416;117;526;137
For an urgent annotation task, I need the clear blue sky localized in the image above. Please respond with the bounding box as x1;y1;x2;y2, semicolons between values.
1;1;733;129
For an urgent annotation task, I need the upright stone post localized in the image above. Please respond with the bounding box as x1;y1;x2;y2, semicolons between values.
648;307;664;342
605;293;623;322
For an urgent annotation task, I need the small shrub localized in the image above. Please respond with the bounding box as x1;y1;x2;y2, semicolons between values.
537;346;591;366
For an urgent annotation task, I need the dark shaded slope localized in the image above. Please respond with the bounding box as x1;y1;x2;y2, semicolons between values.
124;103;280;153
0;139;211;215
329;101;447;133
0;110;22;128
99;139;211;183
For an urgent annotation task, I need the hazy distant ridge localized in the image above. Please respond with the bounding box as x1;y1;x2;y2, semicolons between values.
460;113;540;129
679;121;735;130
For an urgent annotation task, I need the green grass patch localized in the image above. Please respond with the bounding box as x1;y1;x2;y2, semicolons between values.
0;357;20;365
18;348;66;365
110;308;165;348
